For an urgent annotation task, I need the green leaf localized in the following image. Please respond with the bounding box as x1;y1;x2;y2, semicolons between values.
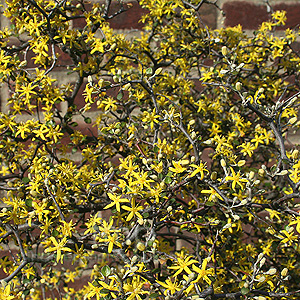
146;67;152;75
101;265;111;277
149;293;159;298
151;268;160;274
52;229;59;237
23;289;30;296
117;92;123;100
70;122;78;127
164;176;172;184
22;177;30;184
84;117;92;124
241;287;249;295
25;198;33;207
103;81;111;87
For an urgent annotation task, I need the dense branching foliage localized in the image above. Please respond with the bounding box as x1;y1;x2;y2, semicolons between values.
0;0;299;299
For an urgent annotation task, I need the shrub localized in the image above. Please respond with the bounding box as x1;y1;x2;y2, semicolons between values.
0;1;299;299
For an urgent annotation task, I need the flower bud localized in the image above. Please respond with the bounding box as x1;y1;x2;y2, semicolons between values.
235;82;242;91
258;253;264;261
281;268;288;277
221;46;228;56
137;218;144;225
137;242;146;251
19;61;27;68
240;199;247;205
211;171;217;181
259;257;266;267
154;67;163;75
291;149;299;159
258;275;266;282
290;116;297;124
266;268;277;275
249;171;255;180
220;159;226;167
123;83;131;91
110;43;117;51
237;160;246;167
278;170;288;176
167;206;172;213
191;131;197;139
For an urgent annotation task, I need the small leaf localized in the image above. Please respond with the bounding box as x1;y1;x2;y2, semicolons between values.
70;122;78;127
84;117;92;124
101;265;111;277
149;293;160;298
52;229;59;237
25;198;33;207
117;92;123;100
22;177;30;184
164;177;172;184
146;67;152;75
241;287;249;295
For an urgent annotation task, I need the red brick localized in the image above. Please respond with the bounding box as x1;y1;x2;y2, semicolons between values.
59;119;98;148
223;1;300;30
76;120;98;138
72;3;93;29
273;3;300;29
72;2;147;30
26;46;72;69
223;1;268;29
108;2;148;30
198;3;217;29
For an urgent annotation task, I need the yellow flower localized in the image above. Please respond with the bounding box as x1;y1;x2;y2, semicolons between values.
225;167;248;190
189;161;208;179
0;284;15;300
104;193;129;212
168;255;198;277
156;277;181;295
289;217;300;234
238;142;256;157
122;199;144;221
272;10;287;25
123;276;149;300
169;160;187;174
44;237;72;263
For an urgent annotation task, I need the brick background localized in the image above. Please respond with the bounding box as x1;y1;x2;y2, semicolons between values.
223;1;300;29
